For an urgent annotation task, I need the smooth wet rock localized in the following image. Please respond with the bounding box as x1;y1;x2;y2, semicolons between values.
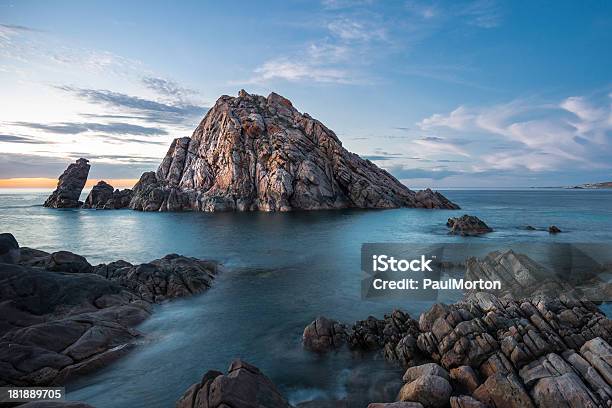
548;225;562;233
403;363;449;383
303;316;347;352
368;403;424;408
43;158;90;208
0;232;20;264
130;91;459;212
176;359;291;408
0;261;150;386
447;215;492;236
398;375;452;407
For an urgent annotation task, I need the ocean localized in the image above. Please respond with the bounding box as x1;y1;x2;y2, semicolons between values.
1;188;611;407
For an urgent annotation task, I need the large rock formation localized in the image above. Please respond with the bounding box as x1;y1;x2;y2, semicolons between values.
82;181;133;209
0;236;219;387
43;158;90;208
129;90;459;212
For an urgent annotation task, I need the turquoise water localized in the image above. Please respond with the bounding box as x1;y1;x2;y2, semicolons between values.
1;189;611;407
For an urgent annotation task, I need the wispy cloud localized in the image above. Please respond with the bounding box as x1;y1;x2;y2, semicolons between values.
416;92;612;173
11;121;168;136
56;86;206;126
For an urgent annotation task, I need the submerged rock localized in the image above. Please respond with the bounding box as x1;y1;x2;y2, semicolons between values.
0;232;20;264
43;158;90;208
548;225;562;234
129;90;459;212
446;215;492;236
176;359;292;408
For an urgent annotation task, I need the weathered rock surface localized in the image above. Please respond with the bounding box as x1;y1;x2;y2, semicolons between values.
303;316;347;353
465;249;611;300
0;262;150;386
82;181;133;210
176;359;291;408
43;158;90;208
0;232;20;264
129;90;459;212
0;237;219;387
94;254;219;303
446;215;492;236
306;291;612;407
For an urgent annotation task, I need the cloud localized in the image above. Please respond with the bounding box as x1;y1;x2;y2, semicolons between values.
142;76;198;100
0;134;50;144
11;121;168;136
327;17;386;42
244;58;352;84
56;86;207;125
416;92;612;173
388;166;462;180
0;152;158;179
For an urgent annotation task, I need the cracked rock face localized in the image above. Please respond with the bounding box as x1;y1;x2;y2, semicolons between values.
176;359;292;408
43;158;90;208
129;90;459;212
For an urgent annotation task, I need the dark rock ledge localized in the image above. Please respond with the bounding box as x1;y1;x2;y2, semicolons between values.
0;233;220;388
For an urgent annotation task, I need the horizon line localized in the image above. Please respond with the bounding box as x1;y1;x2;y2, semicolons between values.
0;178;139;189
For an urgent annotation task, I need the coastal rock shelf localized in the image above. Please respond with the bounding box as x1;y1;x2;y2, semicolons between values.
0;234;219;387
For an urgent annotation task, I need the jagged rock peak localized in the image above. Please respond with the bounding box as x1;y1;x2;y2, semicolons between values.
130;90;460;212
43;158;90;208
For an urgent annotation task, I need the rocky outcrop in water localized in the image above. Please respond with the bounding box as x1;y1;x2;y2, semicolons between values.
82;181;133;209
43;158;90;208
446;215;492;236
0;236;219;387
176;359;292;408
129;90;459;212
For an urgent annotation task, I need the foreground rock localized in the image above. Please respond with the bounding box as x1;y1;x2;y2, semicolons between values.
82;181;133;209
465;249;611;300
0;232;19;264
0;236;219;386
43;158;90;208
176;359;291;408
308;292;612;407
94;254;219;303
129;90;459;212
446;215;492;236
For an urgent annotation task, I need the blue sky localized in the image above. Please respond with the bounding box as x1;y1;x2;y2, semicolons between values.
1;0;611;187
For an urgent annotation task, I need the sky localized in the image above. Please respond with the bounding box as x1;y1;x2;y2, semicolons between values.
0;0;611;188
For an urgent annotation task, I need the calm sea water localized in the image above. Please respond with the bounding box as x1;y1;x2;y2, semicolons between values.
1;188;611;407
